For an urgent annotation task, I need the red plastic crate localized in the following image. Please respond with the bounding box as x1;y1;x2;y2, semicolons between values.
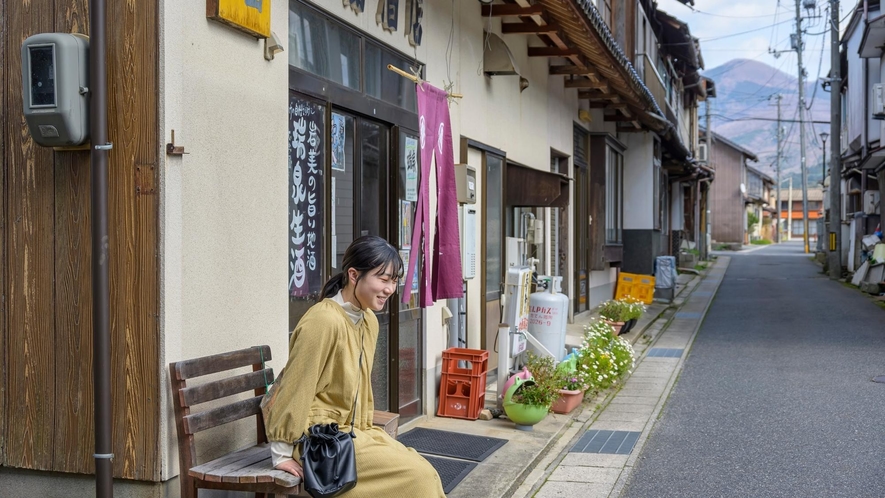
441;348;489;377
436;371;487;420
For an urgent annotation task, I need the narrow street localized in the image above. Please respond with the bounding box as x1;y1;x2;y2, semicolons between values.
623;242;885;497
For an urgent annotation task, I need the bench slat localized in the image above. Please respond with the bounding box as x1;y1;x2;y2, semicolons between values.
188;444;269;480
183;396;261;434
174;345;271;380
180;369;274;407
191;444;273;482
190;444;301;488
221;456;276;483
372;411;400;439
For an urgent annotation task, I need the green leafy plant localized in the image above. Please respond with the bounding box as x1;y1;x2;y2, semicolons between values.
574;320;636;394
747;212;760;234
694;263;707;271
598;298;645;323
751;239;772;245
512;352;562;407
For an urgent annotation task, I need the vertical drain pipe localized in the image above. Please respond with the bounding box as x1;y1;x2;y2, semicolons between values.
90;0;113;494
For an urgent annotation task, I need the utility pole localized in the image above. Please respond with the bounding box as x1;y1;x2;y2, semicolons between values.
788;177;793;239
772;94;783;243
794;0;811;253
828;0;843;278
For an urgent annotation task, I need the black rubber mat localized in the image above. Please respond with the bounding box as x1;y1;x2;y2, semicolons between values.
398;428;508;462
422;455;477;494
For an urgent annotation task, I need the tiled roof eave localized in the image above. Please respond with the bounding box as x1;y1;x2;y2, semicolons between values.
568;0;666;121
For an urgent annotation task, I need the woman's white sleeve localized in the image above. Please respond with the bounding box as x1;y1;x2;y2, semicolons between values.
271;441;295;467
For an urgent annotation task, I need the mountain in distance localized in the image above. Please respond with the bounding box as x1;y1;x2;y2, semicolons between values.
702;59;830;186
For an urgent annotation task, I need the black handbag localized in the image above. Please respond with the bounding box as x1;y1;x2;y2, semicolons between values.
297;329;365;498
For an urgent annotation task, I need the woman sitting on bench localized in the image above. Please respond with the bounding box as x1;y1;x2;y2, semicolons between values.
264;235;445;498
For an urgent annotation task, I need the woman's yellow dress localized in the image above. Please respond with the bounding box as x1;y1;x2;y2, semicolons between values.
265;299;445;498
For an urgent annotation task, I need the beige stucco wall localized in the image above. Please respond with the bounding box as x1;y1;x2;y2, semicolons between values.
158;0;291;480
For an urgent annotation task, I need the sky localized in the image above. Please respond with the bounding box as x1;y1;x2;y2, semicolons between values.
654;0;842;84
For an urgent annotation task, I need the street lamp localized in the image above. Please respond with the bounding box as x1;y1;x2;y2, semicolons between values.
820;132;829;186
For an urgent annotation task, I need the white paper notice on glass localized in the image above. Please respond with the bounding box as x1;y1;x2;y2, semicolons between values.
405;136;419;202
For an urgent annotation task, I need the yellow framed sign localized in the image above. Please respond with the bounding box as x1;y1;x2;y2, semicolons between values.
207;0;271;39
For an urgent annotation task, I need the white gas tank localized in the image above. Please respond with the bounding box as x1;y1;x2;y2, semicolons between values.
528;276;568;360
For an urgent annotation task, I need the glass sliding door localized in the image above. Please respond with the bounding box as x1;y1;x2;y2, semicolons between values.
484;153;504;372
396;128;422;421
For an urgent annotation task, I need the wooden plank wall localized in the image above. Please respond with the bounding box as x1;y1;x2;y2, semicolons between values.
2;0;160;480
0;0;6;468
709;145;745;244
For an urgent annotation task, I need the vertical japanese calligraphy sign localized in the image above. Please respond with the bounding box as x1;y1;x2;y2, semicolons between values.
289;96;325;298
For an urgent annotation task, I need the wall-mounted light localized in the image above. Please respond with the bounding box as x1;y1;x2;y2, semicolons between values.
264;31;284;61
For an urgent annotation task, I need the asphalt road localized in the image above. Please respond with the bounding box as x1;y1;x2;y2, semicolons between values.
622;242;885;498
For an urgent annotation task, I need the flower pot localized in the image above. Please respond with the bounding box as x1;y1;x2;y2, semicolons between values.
551;389;584;414
502;377;550;430
603;319;625;335
620;318;637;335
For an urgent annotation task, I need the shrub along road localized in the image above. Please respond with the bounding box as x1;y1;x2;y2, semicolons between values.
623;242;885;497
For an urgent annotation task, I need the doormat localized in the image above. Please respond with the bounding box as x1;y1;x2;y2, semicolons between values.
398;428;508;462
421;455;477;494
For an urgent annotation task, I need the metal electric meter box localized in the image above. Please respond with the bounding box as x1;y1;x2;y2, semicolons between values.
21;33;90;147
454;164;477;204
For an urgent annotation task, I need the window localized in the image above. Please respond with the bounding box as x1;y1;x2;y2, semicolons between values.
365;43;418;112
790;219;817;236
599;0;612;27
289;1;419;111
289;2;361;90
606;147;623;244
653;139;661;231
485;154;504;297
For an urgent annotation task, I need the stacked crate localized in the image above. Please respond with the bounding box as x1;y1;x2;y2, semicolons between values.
436;348;489;420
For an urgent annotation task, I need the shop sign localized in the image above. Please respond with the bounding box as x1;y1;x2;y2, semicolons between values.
207;0;271;39
289;97;325;298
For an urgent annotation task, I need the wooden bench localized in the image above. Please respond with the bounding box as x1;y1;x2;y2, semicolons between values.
170;345;400;498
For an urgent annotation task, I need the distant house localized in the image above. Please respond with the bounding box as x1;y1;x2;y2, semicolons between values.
777;187;824;242
746;165;775;242
839;3;884;270
702;129;760;244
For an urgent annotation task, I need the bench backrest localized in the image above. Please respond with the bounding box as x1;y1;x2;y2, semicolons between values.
169;345;275;484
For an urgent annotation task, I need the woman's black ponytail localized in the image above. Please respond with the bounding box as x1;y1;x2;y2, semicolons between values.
319;272;347;301
317;235;404;303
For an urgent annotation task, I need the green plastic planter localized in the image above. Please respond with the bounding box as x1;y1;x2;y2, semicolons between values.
502;376;550;430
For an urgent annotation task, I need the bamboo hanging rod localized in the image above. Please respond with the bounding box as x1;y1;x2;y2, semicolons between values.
386;64;463;98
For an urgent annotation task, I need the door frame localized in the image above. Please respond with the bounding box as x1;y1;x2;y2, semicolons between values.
460;137;506;359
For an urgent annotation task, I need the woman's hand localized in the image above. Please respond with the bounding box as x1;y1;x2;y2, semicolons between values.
275;459;304;478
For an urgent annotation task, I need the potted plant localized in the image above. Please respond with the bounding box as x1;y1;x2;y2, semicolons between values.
574;320;636;395
597;299;631;335
619;297;647;335
551;371;585;414
502;352;560;429
598;298;646;335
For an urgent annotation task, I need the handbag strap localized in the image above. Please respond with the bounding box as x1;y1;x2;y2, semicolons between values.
348;324;366;435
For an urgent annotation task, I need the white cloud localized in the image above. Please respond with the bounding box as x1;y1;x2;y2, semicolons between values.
654;0;830;78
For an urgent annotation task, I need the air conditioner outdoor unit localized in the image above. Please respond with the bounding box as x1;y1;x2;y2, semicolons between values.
873;83;885;120
698;143;708;162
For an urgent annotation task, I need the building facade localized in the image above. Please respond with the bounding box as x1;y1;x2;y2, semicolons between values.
704;130;760;245
841;1;884;270
1;0;708;494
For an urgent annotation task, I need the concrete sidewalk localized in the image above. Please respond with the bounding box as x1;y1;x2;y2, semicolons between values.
512;256;729;498
400;269;708;498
